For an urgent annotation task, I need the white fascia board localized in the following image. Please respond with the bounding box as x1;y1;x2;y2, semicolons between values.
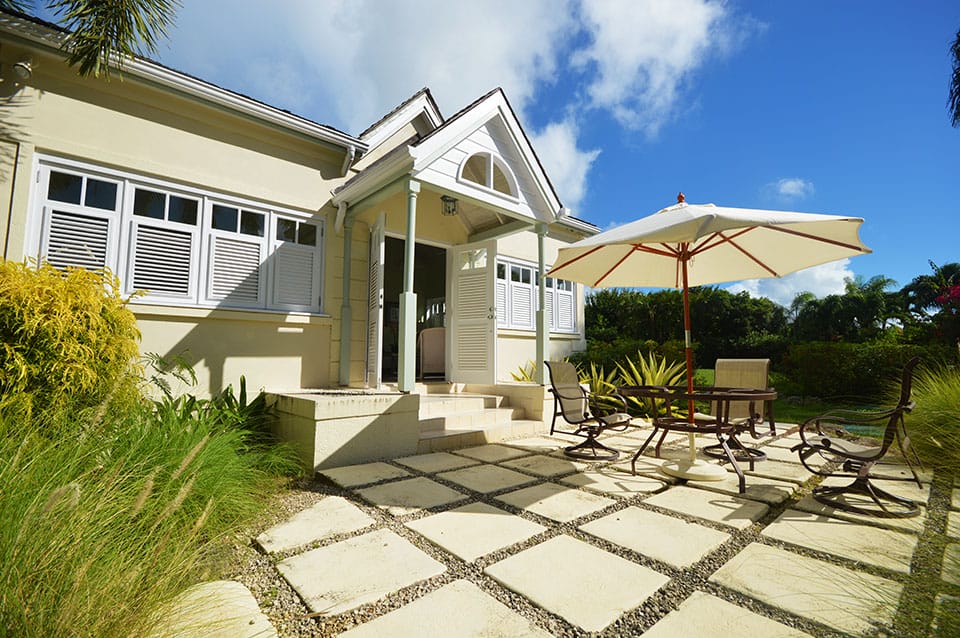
330;147;415;206
361;93;444;150
410;95;562;218
0;12;364;153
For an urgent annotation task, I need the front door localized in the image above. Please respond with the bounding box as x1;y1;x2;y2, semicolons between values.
449;241;496;384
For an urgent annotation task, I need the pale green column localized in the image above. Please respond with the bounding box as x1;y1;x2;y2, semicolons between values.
398;180;420;392
338;215;354;386
535;223;549;384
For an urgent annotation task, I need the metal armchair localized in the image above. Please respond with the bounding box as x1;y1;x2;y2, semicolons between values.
791;356;923;518
544;360;631;461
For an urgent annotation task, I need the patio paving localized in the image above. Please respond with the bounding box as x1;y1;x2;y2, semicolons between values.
239;425;953;637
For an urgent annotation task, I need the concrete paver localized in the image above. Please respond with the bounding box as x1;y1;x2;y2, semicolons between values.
438;464;538;494
484;535;669;632
642;590;813;637
502;436;571;453
318;461;410;487
942;543;960;586
405;502;547;562
394;451;480;473
792;495;927;534
452;444;531;463
709;542;902;635
743;459;814;484
500;454;586;477
690;470;798;505
560;467;666;497
580;506;730;569
949;510;960;538
644;485;769;530
276;529;445;615
761;509;918;573
153;580;277;638
495;482;616;523
817;474;931;503
256;496;374;554
336;580;554;638
756;443;821;466
355;476;469;516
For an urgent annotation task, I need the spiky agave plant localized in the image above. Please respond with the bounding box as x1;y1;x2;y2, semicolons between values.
616;351;686;417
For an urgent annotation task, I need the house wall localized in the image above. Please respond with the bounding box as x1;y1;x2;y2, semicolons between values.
1;43;359;396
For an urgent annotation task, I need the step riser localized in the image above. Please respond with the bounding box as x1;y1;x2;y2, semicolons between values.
416;420;546;454
419;396;504;417
419;407;525;433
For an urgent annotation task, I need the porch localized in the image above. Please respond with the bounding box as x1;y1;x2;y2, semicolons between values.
269;382;553;471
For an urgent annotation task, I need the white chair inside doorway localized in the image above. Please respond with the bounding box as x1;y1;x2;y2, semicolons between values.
418;327;445;380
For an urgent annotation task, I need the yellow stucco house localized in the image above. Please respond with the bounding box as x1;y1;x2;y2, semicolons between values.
1;10;600;466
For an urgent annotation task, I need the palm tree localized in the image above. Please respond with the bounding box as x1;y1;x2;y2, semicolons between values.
951;28;960;127
0;0;178;77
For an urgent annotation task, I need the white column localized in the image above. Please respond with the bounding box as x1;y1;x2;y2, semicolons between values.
338;215;354;386
535;223;549;385
398;179;420;392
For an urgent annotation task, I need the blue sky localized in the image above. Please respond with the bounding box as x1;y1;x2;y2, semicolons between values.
66;1;960;306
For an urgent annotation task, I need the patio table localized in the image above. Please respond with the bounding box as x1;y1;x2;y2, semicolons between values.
618;386;778;493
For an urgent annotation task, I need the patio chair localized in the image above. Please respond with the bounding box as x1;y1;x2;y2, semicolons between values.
791;356;923;518
544;360;632;461
697;358;775;461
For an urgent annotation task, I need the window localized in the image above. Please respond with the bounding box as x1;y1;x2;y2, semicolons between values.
495;258;577;333
33;159;324;313
457;152;518;199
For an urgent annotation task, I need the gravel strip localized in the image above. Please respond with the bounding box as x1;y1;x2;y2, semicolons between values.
219;438;949;638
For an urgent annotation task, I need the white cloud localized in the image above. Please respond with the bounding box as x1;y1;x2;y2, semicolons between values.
528;119;600;210
164;0;577;134
766;177;815;201
572;0;751;136
726;259;855;307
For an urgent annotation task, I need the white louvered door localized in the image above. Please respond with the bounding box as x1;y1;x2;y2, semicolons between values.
365;213;385;388
450;241;495;384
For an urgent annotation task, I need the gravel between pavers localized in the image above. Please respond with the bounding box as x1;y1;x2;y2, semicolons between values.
220;434;949;638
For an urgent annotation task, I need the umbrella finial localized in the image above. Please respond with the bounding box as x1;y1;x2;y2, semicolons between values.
677;192;685;203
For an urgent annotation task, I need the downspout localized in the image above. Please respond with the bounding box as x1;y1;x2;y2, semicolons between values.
338;212;355;386
340;145;356;177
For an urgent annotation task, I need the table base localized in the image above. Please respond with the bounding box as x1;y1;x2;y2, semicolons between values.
660;459;728;482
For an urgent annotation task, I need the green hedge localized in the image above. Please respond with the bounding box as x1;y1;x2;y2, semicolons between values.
780;342;942;400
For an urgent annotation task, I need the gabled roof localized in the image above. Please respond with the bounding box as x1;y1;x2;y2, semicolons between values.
409;87;563;217
359;87;444;148
0;8;363;152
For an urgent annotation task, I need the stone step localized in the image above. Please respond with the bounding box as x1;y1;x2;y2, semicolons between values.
419;393;506;417
419;407;525;433
417;419;545;454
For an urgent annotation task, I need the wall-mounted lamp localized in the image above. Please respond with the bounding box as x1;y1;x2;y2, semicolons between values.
12;57;33;81
440;194;459;216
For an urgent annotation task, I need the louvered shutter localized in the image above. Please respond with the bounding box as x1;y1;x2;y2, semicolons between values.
209;236;262;305
510;284;532;328
557;285;575;331
130;224;193;296
272;243;316;308
495;278;507;325
43;209;111;270
544;287;555;329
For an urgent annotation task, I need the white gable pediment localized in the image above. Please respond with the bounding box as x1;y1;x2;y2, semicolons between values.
410;90;561;224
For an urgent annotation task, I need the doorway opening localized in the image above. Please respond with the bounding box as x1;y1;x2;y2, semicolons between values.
381;237;447;381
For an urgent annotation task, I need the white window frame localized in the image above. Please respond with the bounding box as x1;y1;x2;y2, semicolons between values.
495;257;577;334
28;155;326;315
457;151;520;202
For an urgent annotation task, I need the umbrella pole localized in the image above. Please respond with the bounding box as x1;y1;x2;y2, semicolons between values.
659;254;727;482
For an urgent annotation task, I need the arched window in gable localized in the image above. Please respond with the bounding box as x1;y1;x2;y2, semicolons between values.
458;152;518;199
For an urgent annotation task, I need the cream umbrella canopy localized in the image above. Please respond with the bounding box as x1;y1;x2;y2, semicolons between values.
547;194;871;482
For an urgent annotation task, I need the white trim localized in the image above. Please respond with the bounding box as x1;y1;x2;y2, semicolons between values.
360;92;443;150
456;151;520;203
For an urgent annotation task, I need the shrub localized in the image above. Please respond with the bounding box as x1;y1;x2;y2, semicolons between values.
616;351;686;417
0;261;141;418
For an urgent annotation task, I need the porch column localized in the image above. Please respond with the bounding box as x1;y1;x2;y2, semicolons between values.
338;215;354;386
398;179;420;392
535;223;549;385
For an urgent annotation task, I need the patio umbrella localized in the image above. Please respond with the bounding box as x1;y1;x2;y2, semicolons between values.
547;193;871;482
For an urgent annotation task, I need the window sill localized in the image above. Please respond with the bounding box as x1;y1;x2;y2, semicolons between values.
129;303;333;325
498;328;582;339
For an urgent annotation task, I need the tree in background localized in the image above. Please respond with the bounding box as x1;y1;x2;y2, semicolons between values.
0;0;179;77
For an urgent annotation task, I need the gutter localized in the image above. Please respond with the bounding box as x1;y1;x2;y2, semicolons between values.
340;145;356;177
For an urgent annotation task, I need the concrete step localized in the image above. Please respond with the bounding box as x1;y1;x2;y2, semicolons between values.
417;419;546;454
418;393;506;417
419;407;525;433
